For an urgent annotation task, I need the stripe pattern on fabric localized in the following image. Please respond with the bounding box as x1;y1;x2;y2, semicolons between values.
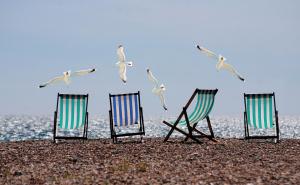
245;94;274;129
59;95;87;130
111;94;140;127
178;91;216;126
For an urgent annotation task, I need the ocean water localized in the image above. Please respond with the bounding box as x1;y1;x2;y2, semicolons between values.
0;115;299;142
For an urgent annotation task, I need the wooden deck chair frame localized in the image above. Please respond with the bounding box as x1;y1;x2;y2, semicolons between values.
163;89;218;143
109;91;145;143
53;93;89;143
243;93;279;142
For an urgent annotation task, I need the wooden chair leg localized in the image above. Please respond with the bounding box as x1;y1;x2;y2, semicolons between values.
183;118;217;142
163;111;186;142
192;128;218;142
163;121;179;142
184;123;197;142
206;116;214;138
163;121;202;144
187;124;193;142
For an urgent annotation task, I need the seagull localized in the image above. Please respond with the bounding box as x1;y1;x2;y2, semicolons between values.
116;45;133;83
39;68;96;88
147;69;167;111
196;45;245;81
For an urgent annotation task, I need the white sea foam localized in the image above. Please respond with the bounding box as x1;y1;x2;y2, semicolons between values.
0;115;299;141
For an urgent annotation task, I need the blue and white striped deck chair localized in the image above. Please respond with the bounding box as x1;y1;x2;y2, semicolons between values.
53;93;89;142
163;89;218;143
244;93;279;142
109;91;145;143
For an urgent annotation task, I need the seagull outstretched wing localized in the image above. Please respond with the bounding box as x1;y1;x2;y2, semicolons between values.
39;75;65;88
119;63;127;83
222;63;245;81
71;68;96;77
147;69;159;87
196;45;218;59
159;93;167;111
117;45;126;62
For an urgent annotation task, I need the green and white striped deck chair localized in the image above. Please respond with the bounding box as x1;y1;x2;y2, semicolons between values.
53;93;89;142
163;89;218;143
244;93;279;142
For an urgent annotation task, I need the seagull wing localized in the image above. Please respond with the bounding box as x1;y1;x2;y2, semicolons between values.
119;63;127;83
39;75;65;88
71;68;96;77
117;46;126;62
222;62;245;81
159;94;168;111
196;45;218;60
147;69;159;87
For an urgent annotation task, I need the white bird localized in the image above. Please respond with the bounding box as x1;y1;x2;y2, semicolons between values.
196;45;245;81
116;45;133;83
147;69;167;111
39;68;96;88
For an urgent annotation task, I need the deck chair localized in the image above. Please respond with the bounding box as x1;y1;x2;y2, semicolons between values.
163;89;218;143
109;91;145;143
53;93;89;143
244;93;279;142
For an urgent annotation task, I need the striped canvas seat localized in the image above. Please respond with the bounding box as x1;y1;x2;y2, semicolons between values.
109;91;145;143
111;93;140;127
53;93;89;142
243;93;280;142
59;94;87;129
178;91;216;126
245;94;275;129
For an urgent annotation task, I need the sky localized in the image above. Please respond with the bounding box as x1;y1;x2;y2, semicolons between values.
0;0;299;117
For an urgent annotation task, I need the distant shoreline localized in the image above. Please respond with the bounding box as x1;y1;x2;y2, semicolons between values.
1;115;300;142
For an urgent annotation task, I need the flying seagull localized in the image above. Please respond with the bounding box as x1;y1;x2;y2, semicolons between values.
39;68;96;88
116;45;133;83
196;45;245;81
147;68;167;111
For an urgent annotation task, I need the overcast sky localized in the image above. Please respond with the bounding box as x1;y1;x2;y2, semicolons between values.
0;0;299;117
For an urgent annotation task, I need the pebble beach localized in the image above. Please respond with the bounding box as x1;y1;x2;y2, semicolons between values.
1;138;300;184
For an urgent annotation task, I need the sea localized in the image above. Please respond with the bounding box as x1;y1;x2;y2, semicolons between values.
0;115;300;141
